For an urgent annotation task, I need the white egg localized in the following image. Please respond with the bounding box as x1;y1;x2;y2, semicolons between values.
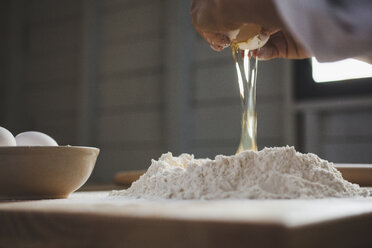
15;131;58;146
0;126;16;146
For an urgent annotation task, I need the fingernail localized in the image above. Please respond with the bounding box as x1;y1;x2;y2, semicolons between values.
210;44;223;52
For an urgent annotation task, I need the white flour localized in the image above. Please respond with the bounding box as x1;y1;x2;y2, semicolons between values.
110;146;369;200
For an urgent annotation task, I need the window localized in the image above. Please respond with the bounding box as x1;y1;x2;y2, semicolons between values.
294;58;372;100
312;58;372;83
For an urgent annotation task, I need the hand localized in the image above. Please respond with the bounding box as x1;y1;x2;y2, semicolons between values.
190;0;283;51
190;0;310;59
252;31;310;60
190;0;239;51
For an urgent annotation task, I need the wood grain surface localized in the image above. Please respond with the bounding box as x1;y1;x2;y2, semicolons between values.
335;164;372;187
114;170;145;186
1;192;372;248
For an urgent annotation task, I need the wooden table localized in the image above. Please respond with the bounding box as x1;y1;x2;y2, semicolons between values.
1;192;372;248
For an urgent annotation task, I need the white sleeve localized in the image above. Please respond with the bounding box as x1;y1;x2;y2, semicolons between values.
272;0;372;62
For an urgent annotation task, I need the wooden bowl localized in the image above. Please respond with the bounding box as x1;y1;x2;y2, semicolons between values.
0;146;99;200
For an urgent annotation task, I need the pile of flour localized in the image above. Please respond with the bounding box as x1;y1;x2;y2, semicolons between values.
110;146;369;200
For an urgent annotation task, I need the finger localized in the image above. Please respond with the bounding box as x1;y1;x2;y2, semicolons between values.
193;19;231;47
253;32;310;60
190;2;220;34
251;44;279;60
210;44;224;52
203;32;230;47
190;1;242;37
261;27;280;36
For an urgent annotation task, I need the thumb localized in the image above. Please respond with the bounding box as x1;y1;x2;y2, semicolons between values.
252;43;279;60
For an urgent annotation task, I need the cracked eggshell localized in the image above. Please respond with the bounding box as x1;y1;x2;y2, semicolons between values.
236;33;269;50
228;23;269;50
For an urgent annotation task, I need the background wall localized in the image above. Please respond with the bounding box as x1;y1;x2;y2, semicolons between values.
1;0;371;184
